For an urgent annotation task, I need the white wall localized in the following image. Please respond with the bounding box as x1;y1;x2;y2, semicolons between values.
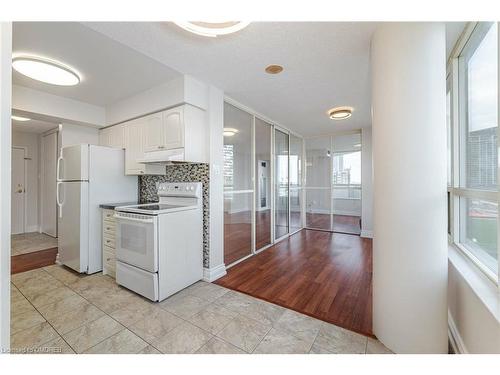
12;131;40;233
60;123;99;147
106;75;209;126
448;247;500;353
361;127;373;237
0;21;12;351
12;84;106;127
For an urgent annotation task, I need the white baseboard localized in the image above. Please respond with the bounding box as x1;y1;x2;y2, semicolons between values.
360;230;373;238
203;264;227;282
448;310;468;354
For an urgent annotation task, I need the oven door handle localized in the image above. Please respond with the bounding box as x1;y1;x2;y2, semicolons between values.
113;214;155;224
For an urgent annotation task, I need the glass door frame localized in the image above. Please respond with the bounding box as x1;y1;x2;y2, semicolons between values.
304;130;362;234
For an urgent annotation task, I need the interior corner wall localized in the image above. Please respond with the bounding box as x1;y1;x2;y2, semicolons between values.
361;127;373;237
12;131;40;233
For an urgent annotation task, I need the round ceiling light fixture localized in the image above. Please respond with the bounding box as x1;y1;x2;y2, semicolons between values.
12;55;81;86
11;115;31;122
173;21;250;38
223;128;239;137
265;64;283;74
327;106;353;120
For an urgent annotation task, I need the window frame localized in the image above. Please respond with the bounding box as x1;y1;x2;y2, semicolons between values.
448;22;500;284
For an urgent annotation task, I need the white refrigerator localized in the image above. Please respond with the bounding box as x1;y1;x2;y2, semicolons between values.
57;144;138;274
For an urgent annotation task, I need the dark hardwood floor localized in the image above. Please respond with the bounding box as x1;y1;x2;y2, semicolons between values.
11;247;58;274
216;229;373;337
306;213;361;234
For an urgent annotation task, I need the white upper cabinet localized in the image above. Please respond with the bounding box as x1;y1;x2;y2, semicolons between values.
98;103;207;175
143;112;165;152
99;125;124;149
143;107;185;152
123;119;164;175
163;106;184;150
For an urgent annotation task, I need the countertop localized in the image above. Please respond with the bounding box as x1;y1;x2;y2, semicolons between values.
99;202;139;210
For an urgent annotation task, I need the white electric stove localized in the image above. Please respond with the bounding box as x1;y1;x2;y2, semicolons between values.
114;182;203;301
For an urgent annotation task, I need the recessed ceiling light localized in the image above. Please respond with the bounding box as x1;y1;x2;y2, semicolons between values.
327;106;353;120
174;21;250;38
223;128;239;137
12;55;81;86
11;115;31;122
265;65;283;74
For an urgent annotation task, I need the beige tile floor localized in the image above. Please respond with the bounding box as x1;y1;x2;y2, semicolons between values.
11;232;58;256
10;265;393;354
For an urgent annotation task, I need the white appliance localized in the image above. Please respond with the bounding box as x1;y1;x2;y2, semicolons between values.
57;144;138;274
114;182;203;302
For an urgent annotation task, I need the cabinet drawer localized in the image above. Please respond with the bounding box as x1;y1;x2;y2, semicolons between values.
103;233;116;249
103;222;115;235
103;210;115;222
103;244;115;256
104;248;116;263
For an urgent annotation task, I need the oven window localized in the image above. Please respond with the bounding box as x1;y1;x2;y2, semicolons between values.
121;223;147;254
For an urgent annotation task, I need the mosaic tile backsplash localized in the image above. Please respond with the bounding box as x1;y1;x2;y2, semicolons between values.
139;163;210;267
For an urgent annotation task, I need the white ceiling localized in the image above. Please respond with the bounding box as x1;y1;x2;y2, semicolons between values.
12;22;181;106
12;118;58;134
85;22;466;137
12;22;467;138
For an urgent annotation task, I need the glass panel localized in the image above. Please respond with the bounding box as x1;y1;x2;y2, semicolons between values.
223;103;253;264
305;189;331;230
290;134;303;233
224;193;253;265
459;197;498;276
255;118;272;250
332;133;361;234
275;129;289;239
305;137;331;230
462;22;498;191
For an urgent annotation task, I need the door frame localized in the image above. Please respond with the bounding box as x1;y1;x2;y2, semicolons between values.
40;128;59;237
11;146;28;235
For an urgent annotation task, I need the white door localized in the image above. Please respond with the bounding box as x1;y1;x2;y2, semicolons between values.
124;120;145;175
58;181;89;273
41;132;58;237
163;107;184;150
11;147;25;234
143;112;164;152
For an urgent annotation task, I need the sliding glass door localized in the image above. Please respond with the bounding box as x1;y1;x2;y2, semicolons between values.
223;103;254;265
305;137;332;230
274;129;289;239
305;132;362;235
223;102;305;266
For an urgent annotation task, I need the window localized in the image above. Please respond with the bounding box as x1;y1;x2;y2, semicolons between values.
450;22;499;280
332;151;361;200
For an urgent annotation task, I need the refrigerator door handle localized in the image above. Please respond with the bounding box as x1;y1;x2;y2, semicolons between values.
57;154;64;181
56;181;64;218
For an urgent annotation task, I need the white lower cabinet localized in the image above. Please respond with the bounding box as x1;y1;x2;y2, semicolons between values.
102;209;117;278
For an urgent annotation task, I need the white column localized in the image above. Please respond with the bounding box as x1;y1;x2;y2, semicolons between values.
0;22;12;351
205;85;227;281
371;23;448;353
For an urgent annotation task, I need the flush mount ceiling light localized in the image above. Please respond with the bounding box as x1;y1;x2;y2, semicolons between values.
265;65;283;74
12;55;81;86
11;115;31;122
173;21;250;38
327;106;353;120
223;128;239;137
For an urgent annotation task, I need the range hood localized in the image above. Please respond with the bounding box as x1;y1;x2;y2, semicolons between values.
137;148;186;165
